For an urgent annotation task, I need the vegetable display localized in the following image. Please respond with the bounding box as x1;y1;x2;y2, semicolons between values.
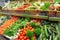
4;18;29;36
0;15;60;40
17;19;60;40
40;2;50;10
3;1;60;11
0;16;18;35
17;22;36;40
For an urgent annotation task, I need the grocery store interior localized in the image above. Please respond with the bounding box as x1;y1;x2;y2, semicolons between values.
0;0;60;40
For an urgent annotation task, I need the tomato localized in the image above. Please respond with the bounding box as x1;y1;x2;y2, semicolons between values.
24;27;29;31
31;28;34;32
17;4;30;10
21;39;25;40
21;29;24;32
27;26;30;29
18;36;20;39
24;36;27;40
20;31;23;33
29;27;33;30
23;30;26;34
22;33;26;36
20;32;23;36
20;36;23;39
0;31;4;34
26;39;30;40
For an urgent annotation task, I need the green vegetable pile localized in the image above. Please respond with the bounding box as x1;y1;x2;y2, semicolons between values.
4;17;60;40
34;28;41;37
27;20;60;40
26;30;34;38
40;2;50;10
55;0;60;4
30;22;40;29
4;18;29;36
37;21;60;40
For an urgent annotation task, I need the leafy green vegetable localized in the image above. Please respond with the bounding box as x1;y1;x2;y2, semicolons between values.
34;28;41;36
4;18;28;36
31;37;35;40
20;19;28;28
25;0;30;3
40;2;50;10
26;30;34;38
55;0;60;4
30;22;40;29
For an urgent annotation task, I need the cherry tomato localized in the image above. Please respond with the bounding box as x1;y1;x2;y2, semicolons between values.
24;36;27;40
26;39;30;40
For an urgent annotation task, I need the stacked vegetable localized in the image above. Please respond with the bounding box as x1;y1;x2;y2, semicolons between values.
0;17;60;40
4;18;29;36
0;16;18;35
17;4;31;10
17;23;36;40
17;19;60;40
17;19;41;40
2;2;24;10
2;1;60;11
37;21;60;40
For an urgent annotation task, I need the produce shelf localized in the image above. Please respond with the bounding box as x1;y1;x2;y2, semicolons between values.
0;10;60;21
0;10;48;19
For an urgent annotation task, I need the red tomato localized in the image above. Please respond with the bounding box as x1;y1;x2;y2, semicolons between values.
22;33;26;36
23;30;26;34
20;32;23;36
24;36;27;40
26;39;30;40
21;39;25;40
25;28;28;31
31;28;34;32
18;36;20;39
21;29;24;32
29;27;33;30
20;36;23;39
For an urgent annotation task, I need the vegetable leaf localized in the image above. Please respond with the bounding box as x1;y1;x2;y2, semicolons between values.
26;30;34;38
34;28;41;36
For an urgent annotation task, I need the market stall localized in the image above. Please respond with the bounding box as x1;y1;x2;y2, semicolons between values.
0;0;60;40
